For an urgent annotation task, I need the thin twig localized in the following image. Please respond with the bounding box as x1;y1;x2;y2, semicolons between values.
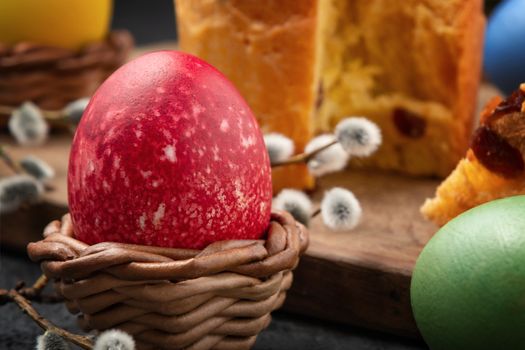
0;145;22;174
7;289;93;349
15;275;62;302
311;208;321;218
271;140;338;167
32;274;48;292
0;104;64;120
0;144;55;191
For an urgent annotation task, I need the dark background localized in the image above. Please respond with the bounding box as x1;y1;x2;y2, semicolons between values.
1;0;502;349
110;0;501;45
112;0;177;45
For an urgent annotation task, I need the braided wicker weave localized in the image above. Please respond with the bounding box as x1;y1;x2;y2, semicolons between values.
28;211;308;350
0;30;133;112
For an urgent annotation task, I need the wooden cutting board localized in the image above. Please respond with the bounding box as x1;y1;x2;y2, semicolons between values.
286;171;437;338
0;43;503;338
0;133;435;338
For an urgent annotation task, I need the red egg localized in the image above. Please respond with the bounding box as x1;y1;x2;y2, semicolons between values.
68;51;272;249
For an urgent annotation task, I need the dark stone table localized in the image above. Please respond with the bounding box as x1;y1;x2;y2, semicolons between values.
0;248;427;350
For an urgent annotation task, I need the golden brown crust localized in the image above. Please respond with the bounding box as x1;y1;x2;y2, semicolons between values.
453;0;486;162
177;0;317;192
422;86;525;226
176;0;485;182
421;152;525;226
315;0;485;177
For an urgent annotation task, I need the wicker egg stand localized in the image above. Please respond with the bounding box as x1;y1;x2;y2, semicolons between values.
28;212;309;350
0;30;133;117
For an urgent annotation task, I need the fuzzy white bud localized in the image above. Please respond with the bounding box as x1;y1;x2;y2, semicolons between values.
320;187;362;231
36;331;70;350
20;155;55;182
64;97;90;125
0;175;44;214
264;133;295;164
335;117;381;157
94;330;135;350
272;189;313;226
305;134;349;177
8;102;49;146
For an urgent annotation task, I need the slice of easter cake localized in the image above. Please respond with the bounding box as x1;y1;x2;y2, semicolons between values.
422;84;525;226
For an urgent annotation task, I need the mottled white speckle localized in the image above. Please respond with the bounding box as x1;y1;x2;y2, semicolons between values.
113;157;121;169
135;129;143;138
163;145;177;163
241;135;255;148
192;103;205;116
138;213;146;230
233;178;247;209
259;201;267;214
88;160;95;173
140;170;152;178
152;203;166;228
212;146;220;161
220;120;230;132
156;87;166;94
184;127;196;138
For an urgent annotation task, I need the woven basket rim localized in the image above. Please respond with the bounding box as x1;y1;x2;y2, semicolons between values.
0;30;134;111
28;211;309;281
27;211;308;350
0;30;133;69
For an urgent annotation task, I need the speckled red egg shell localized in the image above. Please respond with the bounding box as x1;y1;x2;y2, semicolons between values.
67;51;273;249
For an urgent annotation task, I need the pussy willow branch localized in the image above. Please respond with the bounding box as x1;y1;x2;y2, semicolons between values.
15;275;62;303
271;140;338;168
6;290;93;349
0;276;92;349
1;104;76;134
0;144;55;191
0;104;63;120
0;145;22;174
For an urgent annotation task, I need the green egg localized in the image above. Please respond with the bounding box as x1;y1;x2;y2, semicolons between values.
411;195;525;350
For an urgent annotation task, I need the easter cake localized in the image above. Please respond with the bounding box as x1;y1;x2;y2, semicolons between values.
422;84;525;226
176;0;485;190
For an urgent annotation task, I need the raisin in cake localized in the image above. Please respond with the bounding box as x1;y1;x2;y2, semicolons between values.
422;84;525;226
176;0;485;191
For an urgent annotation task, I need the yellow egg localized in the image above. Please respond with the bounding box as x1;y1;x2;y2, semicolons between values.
0;0;112;50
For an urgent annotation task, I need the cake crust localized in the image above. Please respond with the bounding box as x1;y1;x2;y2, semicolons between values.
177;0;317;192
314;0;485;177
177;0;485;188
422;86;525;226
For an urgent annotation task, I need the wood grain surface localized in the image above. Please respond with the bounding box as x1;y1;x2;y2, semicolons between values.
0;42;504;338
286;171;438;337
0;135;71;247
0;133;436;337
